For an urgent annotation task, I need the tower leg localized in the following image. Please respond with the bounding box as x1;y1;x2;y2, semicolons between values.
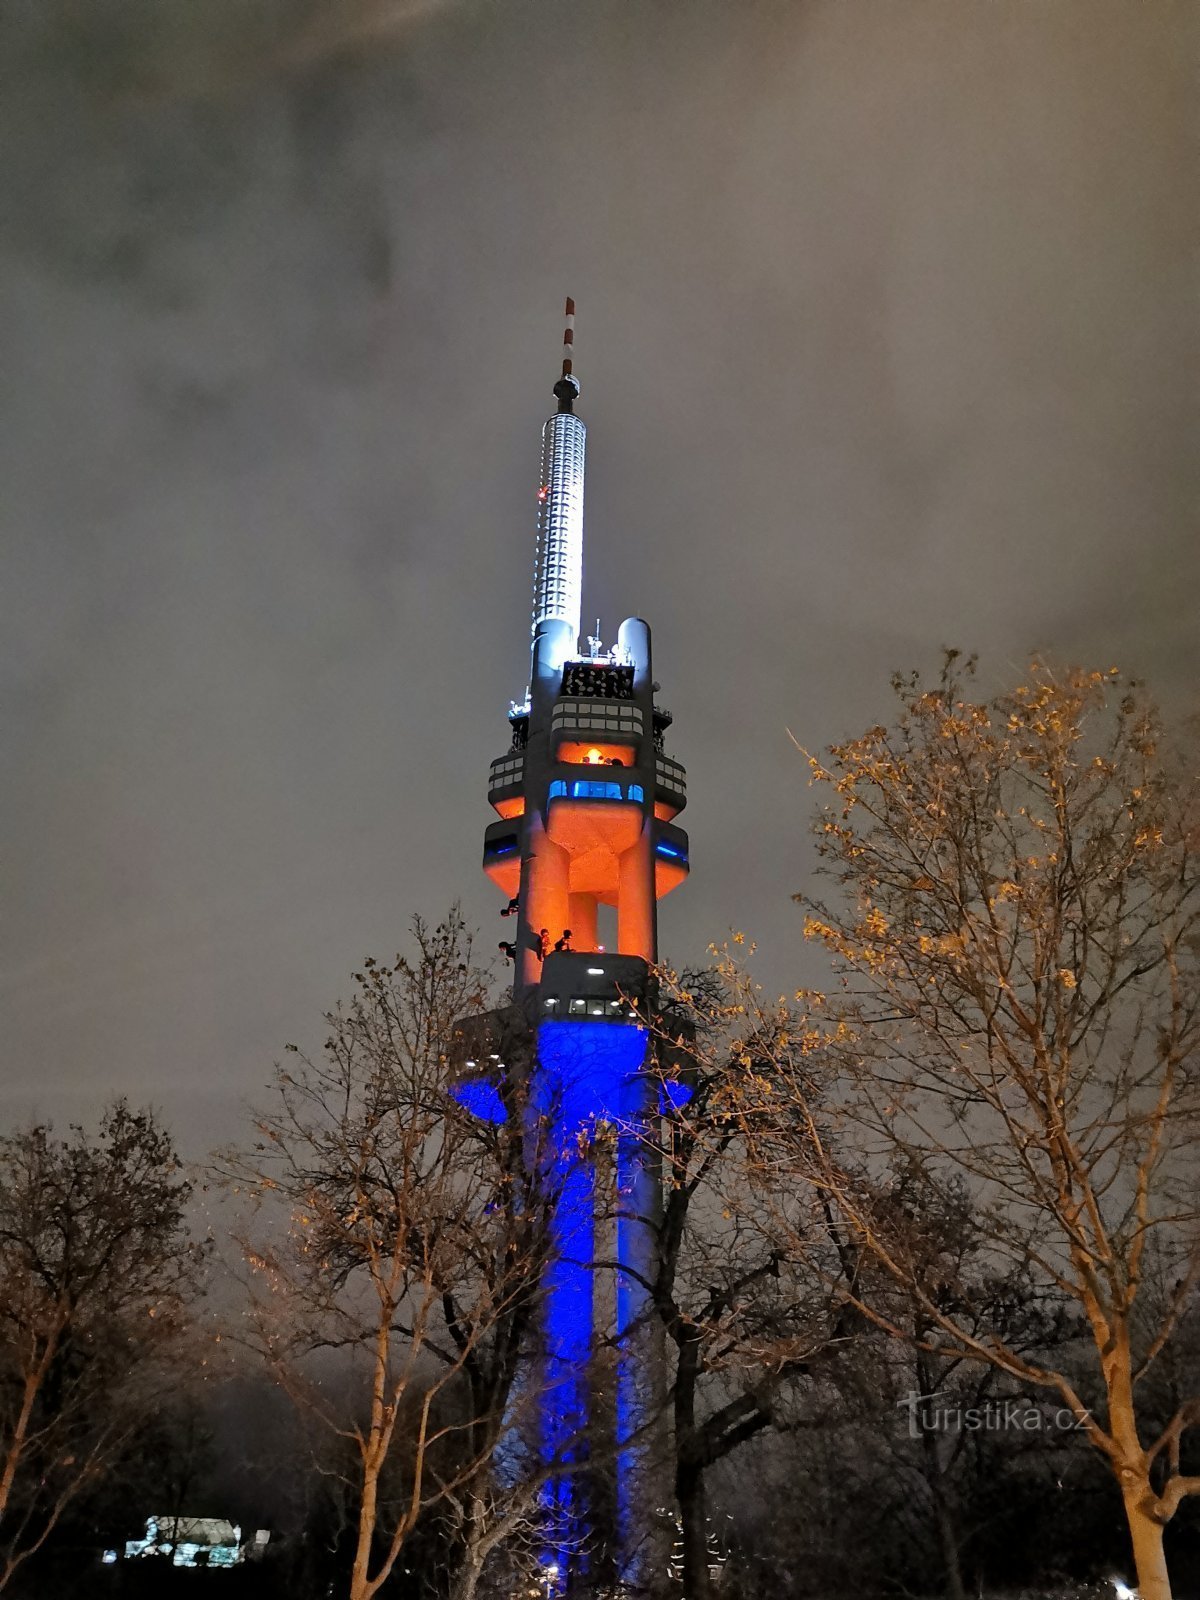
567;893;598;953
541;1156;596;1588
533;1028;603;1593
617;834;656;963
518;812;571;995
614;1057;666;1591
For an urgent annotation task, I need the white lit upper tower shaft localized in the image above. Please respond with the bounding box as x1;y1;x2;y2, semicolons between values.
531;299;585;655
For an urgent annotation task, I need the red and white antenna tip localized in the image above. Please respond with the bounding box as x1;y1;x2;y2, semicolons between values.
562;297;575;376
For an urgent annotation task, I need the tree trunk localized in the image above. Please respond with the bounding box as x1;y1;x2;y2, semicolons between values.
914;1349;966;1600
676;1457;711;1600
0;1372;40;1530
918;1423;967;1600
1105;1333;1173;1600
448;1497;487;1600
1122;1485;1172;1600
0;1332;59;1536
450;1544;486;1600
349;1451;380;1600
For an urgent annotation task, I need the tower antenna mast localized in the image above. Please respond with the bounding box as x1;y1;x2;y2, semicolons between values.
532;297;586;659
562;296;575;379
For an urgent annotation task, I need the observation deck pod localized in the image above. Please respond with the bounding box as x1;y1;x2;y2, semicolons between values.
446;956;656;1123
535;953;695;1117
536;951;653;1022
446;1002;530;1124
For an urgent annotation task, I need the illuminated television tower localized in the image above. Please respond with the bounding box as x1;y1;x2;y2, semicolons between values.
456;302;689;1592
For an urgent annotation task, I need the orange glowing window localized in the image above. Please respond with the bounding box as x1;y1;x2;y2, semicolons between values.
556;739;636;768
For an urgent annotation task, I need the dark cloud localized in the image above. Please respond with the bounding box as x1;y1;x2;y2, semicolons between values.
3;0;1196;1149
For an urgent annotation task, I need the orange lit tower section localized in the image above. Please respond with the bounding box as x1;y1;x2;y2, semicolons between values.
467;304;688;1594
483;618;688;994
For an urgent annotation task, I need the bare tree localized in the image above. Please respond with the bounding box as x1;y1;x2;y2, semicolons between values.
645;965;857;1600
224;910;552;1600
851;1162;1086;1600
0;1101;196;1588
437;1472;564;1600
740;660;1200;1599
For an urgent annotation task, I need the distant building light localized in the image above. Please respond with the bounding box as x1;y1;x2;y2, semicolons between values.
123;1516;252;1570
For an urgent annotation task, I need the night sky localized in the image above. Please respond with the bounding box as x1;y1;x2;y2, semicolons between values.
4;0;1196;1156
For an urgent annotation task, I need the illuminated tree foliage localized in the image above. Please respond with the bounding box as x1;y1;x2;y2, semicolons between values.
0;1102;195;1589
744;659;1200;1600
226;910;552;1600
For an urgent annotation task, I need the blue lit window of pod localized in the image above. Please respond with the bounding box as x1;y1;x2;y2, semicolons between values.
549;780;568;799
628;784;644;802
571;779;623;800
